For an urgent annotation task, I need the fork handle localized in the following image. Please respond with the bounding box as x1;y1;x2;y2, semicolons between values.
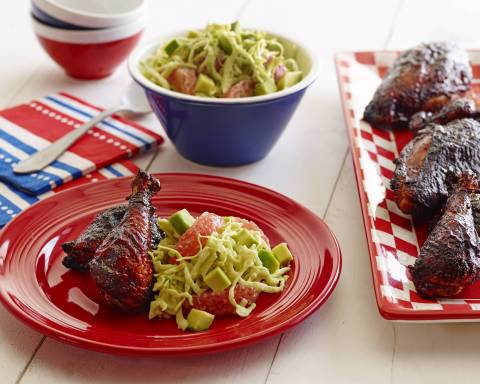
13;106;121;174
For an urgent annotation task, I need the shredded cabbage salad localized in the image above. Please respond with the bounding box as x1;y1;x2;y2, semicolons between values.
140;22;303;98
148;214;291;331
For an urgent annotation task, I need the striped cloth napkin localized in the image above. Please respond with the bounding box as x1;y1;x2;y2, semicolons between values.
0;92;163;195
0;160;139;229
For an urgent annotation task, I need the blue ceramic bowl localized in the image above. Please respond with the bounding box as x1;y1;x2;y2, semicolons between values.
128;32;318;166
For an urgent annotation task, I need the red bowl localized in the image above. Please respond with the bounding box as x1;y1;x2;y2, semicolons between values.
32;15;144;79
36;33;142;79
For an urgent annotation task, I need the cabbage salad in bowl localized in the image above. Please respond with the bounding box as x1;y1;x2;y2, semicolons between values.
148;209;293;332
140;22;303;98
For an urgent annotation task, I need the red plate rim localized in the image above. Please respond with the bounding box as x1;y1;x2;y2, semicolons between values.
0;173;342;355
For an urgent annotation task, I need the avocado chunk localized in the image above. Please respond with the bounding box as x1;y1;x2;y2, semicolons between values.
165;39;180;56
195;74;216;96
254;78;277;96
169;209;195;235
187;308;215;331
187;30;200;38
204;267;231;292
233;229;259;247
258;249;280;273
230;21;240;32
277;71;303;90
272;242;293;266
219;35;233;54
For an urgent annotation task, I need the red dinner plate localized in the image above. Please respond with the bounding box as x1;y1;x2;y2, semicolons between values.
0;173;341;355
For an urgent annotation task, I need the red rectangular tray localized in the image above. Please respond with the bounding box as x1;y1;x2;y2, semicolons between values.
335;50;480;321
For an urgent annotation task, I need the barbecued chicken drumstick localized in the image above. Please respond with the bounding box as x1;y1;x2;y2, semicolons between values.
363;42;472;129
409;173;480;298
391;118;480;214
62;206;127;271
62;207;163;271
90;171;161;312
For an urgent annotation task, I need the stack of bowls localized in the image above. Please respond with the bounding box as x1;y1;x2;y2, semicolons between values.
31;0;146;79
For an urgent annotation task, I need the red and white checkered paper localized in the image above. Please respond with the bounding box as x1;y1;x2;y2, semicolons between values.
335;50;480;321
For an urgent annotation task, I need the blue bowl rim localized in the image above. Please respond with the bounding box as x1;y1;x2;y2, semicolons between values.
128;29;319;105
31;3;91;30
32;0;146;29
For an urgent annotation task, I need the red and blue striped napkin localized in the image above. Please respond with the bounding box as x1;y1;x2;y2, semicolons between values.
0;92;163;195
0;159;139;229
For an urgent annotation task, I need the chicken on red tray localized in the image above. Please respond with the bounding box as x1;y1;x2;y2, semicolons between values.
409;173;480;297
363;42;472;129
391;118;480;215
359;41;480;299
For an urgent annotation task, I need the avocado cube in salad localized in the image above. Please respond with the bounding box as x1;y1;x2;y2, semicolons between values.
277;71;303;90
272;242;293;266
230;21;240;32
187;308;215;331
169;209;195;235
233;229;259;247
204;267;231;292
219;35;233;54
195;74;217;96
164;39;181;56
254;78;277;96
258;249;280;273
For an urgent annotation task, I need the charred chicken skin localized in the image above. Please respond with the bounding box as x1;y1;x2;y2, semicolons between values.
62;206;163;271
363;42;472;129
472;194;480;232
391;118;480;214
89;171;161;312
409;97;477;135
409;173;480;298
62;206;127;271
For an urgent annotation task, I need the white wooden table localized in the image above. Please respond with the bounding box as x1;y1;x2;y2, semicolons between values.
2;1;480;383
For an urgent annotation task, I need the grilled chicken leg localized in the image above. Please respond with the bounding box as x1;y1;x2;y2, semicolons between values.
62;207;163;271
391;118;480;214
363;42;472;129
90;171;161;312
409;173;480;297
62;206;127;271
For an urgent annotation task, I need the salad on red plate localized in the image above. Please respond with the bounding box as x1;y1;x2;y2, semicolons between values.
149;209;293;331
62;172;293;332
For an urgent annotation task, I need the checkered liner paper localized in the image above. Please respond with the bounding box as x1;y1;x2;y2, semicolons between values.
335;50;480;321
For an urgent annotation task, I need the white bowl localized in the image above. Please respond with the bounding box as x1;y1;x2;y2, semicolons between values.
32;14;146;44
128;29;319;104
32;0;146;29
